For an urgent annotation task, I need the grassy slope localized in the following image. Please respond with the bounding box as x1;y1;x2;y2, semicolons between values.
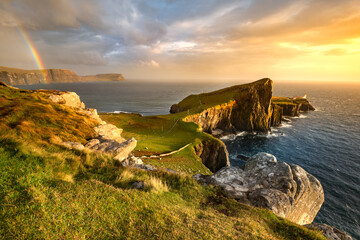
100;113;213;174
0;84;326;239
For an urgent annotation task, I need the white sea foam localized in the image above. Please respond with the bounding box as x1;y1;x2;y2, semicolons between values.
220;134;237;141
236;131;247;137
279;122;292;128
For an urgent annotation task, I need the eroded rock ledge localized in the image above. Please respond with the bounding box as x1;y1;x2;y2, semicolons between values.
193;152;324;225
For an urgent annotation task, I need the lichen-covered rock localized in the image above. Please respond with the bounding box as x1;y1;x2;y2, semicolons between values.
48;91;85;109
85;137;137;161
193;152;324;225
93;124;125;143
306;223;353;240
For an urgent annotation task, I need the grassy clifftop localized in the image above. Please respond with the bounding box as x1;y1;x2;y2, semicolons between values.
0;83;325;239
170;78;272;114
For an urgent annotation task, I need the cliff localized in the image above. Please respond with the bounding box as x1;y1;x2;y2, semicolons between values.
170;79;315;131
170;78;274;133
0;66;125;85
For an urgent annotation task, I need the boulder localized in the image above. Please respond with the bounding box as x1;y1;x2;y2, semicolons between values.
93;123;125;143
48;91;85;109
193;152;324;225
306;223;353;240
62;141;85;151
85;137;137;162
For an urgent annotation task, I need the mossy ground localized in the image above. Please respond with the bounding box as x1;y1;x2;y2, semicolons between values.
0;84;326;239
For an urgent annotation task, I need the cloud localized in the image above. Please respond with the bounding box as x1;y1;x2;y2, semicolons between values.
0;0;359;81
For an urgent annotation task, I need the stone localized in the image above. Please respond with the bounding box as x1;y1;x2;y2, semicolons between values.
49;91;85;109
193;152;324;225
62;141;85;151
305;223;353;240
93;124;125;143
85;137;137;162
131;181;146;190
133;164;156;171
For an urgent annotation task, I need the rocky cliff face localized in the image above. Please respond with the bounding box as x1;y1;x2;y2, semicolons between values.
271;97;315;118
193;152;324;225
0;66;125;85
0;69;81;85
194;139;230;172
171;78;274;133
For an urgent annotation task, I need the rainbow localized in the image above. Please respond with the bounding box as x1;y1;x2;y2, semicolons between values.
16;25;48;83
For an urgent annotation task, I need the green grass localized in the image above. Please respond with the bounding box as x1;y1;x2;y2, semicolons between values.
100;112;214;174
0;83;326;239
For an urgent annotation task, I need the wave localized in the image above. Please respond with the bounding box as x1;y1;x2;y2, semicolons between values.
220;131;247;141
279;122;292;128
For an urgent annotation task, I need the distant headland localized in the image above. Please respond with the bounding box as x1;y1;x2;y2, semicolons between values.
0;66;125;85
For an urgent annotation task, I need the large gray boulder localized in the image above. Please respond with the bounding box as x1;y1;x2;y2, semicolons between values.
193;152;324;225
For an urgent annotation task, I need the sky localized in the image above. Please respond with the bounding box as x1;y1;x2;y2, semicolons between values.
0;0;359;82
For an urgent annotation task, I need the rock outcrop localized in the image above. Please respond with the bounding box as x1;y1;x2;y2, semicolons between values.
171;78;274;133
306;223;353;240
271;97;315;118
85;137;137;161
0;66;125;85
194;139;230;172
45;90;136;163
193;152;324;225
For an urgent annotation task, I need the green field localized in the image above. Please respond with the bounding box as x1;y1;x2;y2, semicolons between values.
100;113;215;174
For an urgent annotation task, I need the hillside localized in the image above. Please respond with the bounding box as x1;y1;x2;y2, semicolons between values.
0;82;326;239
0;66;125;85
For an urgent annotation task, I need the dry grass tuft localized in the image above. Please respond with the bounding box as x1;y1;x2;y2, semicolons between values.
56;172;74;183
147;176;169;193
115;169;135;183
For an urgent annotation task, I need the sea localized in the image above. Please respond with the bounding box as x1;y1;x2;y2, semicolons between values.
19;80;360;239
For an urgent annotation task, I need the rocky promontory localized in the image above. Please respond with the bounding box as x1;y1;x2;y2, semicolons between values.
170;78;315;133
0;66;125;85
